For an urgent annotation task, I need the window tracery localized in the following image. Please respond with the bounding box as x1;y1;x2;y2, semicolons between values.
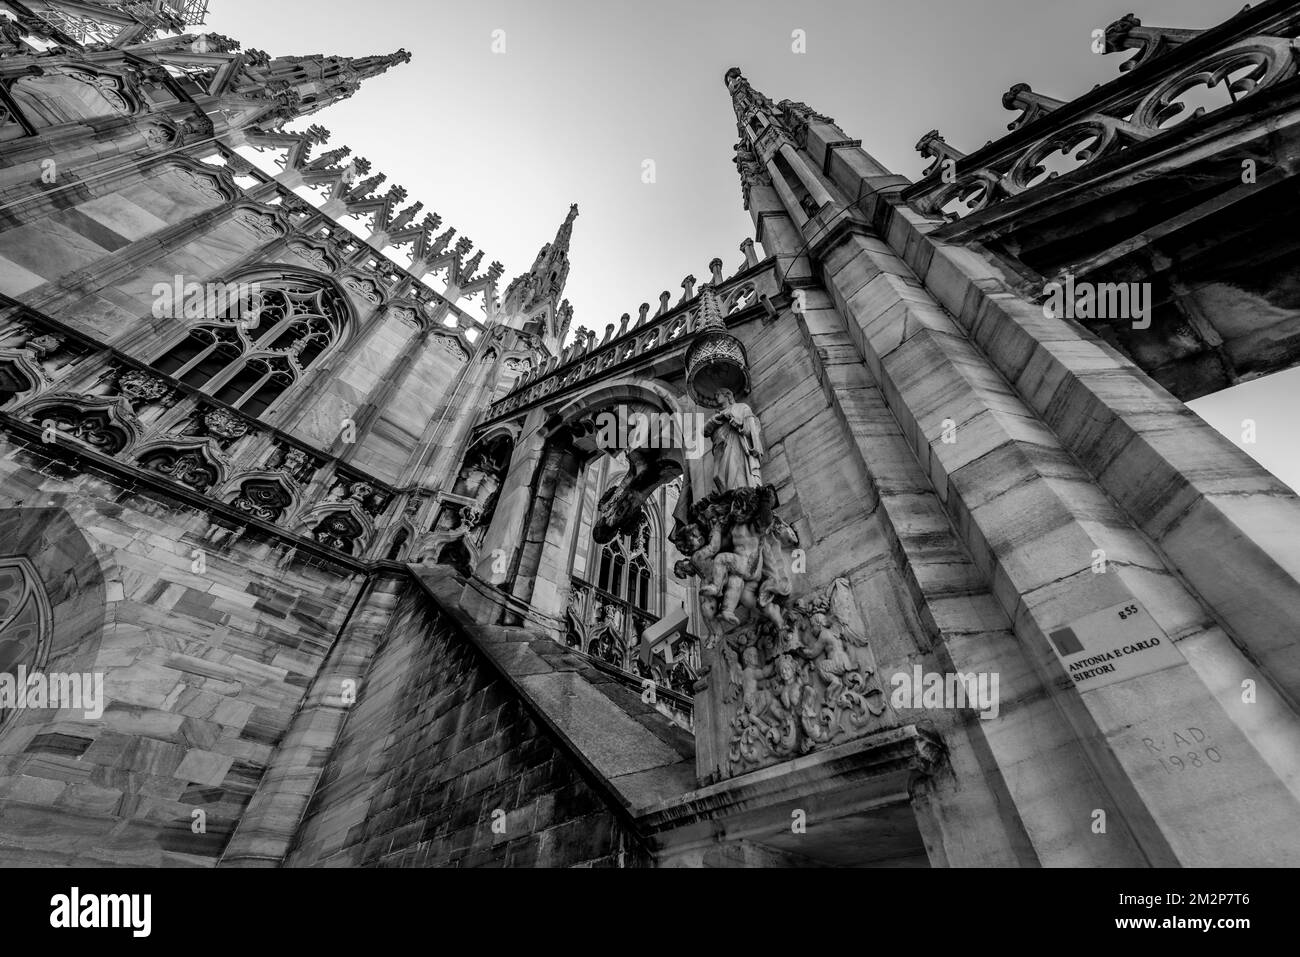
153;277;348;417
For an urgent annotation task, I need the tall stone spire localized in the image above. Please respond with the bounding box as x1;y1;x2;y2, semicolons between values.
233;47;413;124
552;202;579;253
498;203;579;357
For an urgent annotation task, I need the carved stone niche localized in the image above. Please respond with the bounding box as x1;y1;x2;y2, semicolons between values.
181;405;254;450
227;471;297;524
0;322;84;381
20;392;143;456
113;368;175;417
0;348;49;408
670;484;896;782
307;505;370;555
134;437;229;494
269;442;318;485
323;473;391;517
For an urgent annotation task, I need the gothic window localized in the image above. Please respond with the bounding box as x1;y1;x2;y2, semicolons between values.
572;509;659;670
153;277;348;418
595;514;654;614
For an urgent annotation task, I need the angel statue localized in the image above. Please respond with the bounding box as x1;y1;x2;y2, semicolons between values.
704;388;763;493
791;578;882;716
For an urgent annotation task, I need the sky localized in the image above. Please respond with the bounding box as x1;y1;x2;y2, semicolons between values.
202;0;1300;492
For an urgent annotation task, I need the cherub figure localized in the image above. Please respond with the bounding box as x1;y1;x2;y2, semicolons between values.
685;501;727;584
792;579;874;705
801;610;856;701
702;493;763;624
772;653;804;717
725;643;775;716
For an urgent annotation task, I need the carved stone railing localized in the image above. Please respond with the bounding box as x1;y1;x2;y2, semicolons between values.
904;7;1300;221
0;305;412;564
200;141;492;344
583;651;695;733
484;263;770;422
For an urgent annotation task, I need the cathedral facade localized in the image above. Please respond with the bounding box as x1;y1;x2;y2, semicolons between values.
2;0;1300;867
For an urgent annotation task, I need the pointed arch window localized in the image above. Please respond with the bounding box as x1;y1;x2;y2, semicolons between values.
595;513;655;614
153;277;348;417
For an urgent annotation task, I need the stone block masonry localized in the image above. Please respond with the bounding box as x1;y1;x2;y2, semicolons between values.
0;432;365;866
286;581;651;868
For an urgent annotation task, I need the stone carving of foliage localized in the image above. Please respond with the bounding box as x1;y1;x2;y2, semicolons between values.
203;408;249;442
288;241;335;273
434;333;468;362
23;394;141;455
233;209;282;241
343;276;382;304
390;306;419;327
172;166;229;203
138;444;223;493
143;125;175;151
117;369;170;406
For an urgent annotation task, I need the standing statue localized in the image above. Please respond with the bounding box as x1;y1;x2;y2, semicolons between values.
704;388;763;493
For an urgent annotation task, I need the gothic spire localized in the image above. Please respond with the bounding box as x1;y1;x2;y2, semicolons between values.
552;202;579;256
499;203;580;358
724;67;775;125
236;47;412;123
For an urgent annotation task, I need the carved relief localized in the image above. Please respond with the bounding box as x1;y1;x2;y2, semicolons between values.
287;241;337;273
136;439;227;493
324;476;388;516
116;369;171;407
666;392;892;774
142;124;175;151
202;407;250;443
432;331;468;362
172;166;231;203
232;474;295;522
908;26;1299;219
343;275;382;304
232;208;283;241
311;509;367;554
715;575;889;773
21;393;142;455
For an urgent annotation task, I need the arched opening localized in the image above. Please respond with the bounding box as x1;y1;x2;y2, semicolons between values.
485;385;701;671
0;358;38;407
385;528;410;562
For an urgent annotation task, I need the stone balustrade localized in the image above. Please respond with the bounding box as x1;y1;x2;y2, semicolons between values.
905;11;1300;220
487;264;767;420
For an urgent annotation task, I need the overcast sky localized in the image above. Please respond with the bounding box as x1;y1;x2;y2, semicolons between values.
202;0;1300;492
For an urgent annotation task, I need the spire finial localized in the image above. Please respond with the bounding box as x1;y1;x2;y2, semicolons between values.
724;67;773;123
